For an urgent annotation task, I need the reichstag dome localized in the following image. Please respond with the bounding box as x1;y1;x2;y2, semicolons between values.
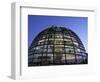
28;26;88;66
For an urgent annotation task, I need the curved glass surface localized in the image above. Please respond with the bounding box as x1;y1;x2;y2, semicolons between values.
28;26;88;66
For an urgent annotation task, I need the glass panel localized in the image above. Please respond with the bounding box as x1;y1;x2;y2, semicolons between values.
44;45;48;48
76;55;83;63
65;48;74;53
43;54;46;56
64;35;71;39
75;48;81;54
73;42;79;46
48;40;54;44
48;48;53;52
55;34;63;39
43;49;47;53
54;47;63;53
66;54;75;60
55;40;64;44
47;54;53;56
65;45;73;48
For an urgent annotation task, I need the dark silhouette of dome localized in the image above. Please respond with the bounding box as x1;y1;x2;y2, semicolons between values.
28;26;88;66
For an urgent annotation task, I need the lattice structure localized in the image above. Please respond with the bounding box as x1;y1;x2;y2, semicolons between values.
28;26;88;66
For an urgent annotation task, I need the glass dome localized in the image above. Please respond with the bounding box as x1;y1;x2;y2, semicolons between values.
28;26;88;66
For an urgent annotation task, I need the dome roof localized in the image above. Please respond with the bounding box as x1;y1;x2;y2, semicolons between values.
28;26;87;66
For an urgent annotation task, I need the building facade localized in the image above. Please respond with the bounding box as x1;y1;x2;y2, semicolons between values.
28;26;88;66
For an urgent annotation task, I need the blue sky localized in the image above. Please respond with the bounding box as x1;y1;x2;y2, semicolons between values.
28;15;88;52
